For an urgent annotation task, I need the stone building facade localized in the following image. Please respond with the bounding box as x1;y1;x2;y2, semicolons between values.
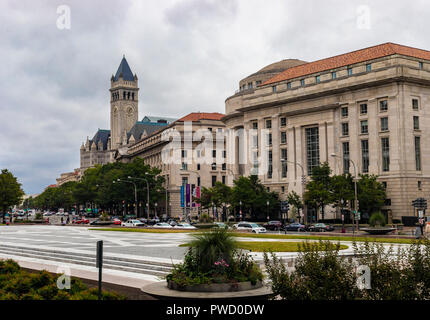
223;43;430;221
116;112;227;219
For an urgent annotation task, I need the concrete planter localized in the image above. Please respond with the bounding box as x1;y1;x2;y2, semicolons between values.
167;280;262;292
361;227;396;235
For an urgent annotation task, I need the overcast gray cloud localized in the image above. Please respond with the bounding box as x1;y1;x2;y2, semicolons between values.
1;0;430;194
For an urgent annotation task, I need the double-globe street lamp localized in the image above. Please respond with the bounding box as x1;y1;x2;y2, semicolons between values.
331;153;358;234
127;175;150;221
113;179;138;218
280;158;307;223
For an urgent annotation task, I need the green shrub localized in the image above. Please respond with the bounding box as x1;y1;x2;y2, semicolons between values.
369;211;386;227
35;213;43;220
0;259;125;300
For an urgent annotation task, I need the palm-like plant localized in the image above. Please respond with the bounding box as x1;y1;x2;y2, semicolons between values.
189;229;237;273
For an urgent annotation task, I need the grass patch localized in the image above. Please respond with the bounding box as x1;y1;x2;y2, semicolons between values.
231;232;415;244
89;227;195;233
180;241;348;252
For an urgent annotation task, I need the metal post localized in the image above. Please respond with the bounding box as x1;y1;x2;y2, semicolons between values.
96;240;103;300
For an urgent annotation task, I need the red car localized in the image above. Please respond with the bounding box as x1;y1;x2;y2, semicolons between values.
113;218;121;225
73;218;89;224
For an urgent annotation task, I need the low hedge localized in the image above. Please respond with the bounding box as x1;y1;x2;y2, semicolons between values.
0;259;125;300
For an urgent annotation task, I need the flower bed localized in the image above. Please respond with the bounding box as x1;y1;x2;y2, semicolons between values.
165;229;264;292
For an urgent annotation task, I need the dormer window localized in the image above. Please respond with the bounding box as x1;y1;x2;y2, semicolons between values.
300;79;305;86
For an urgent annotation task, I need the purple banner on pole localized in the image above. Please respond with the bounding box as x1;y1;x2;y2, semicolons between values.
186;184;191;207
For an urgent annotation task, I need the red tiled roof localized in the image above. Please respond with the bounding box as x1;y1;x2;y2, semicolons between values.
178;112;225;122
47;184;57;188
263;43;430;86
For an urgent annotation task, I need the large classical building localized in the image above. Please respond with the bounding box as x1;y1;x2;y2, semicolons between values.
116;112;226;219
223;42;430;221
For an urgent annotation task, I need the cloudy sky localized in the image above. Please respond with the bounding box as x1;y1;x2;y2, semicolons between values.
1;0;430;194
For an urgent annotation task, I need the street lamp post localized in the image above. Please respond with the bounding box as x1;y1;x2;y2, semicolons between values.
114;179;138;218
266;200;270;222
331;153;358;234
239;200;242;221
127;175;150;221
281;158;306;223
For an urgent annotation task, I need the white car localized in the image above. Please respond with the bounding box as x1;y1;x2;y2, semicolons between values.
175;223;197;229
153;222;173;228
121;219;145;227
236;222;266;234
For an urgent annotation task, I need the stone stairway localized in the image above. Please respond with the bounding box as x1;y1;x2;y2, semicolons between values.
0;244;173;277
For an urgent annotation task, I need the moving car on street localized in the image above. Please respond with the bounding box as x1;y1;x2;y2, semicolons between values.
73;218;89;224
153;222;172;228
284;222;307;232
121;219;145;227
236;222;267;234
308;223;334;232
263;220;283;231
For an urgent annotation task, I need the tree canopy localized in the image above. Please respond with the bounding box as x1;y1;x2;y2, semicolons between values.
0;169;25;222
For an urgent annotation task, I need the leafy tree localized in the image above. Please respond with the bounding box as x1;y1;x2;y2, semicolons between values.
304;162;332;221
0;169;25;223
330;173;354;216
357;174;386;216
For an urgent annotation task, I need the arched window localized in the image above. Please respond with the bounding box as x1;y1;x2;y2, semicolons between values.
123;91;126;99
132;92;134;100
127;92;130;100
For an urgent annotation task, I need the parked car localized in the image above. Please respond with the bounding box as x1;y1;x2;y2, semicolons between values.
175;223;197;229
112;218;122;225
236;222;267;234
153;222;172;228
121;219;145;227
263;220;283;231
284;222;307;232
167;219;178;227
73;218;89;224
308;223;334;232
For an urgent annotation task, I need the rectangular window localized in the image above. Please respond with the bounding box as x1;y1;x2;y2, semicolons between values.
252;135;258;148
287;82;291;89
382;137;390;172
212;176;216;187
248;82;253;89
418;181;422;190
223;150;226;158
267;133;272;146
281;131;287;144
306;127;320;175
300;79;305;86
379;100;388;112
211;163;217;170
415;136;421;171
342;122;349;136
281;149;287;178
268;150;273;178
281;186;285;193
181;162;188;170
266;119;272;129
332;72;337;79
342;142;350;174
252;122;258;129
197;177;200;186
181;150;187;158
197;163;200;170
341;107;348;118
361;140;369;173
360;103;368;115
182;177;188;186
366;63;372;72
380;117;389;131
252;151;259;174
419;62;424;70
280;117;287;127
222;176;226;184
360;120;368;134
256;80;262;86
315;75;320;83
272;86;277;93
347;67;353;76
212;150;216;158
412;98;419;110
414;116;420;130
222;163;226;170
